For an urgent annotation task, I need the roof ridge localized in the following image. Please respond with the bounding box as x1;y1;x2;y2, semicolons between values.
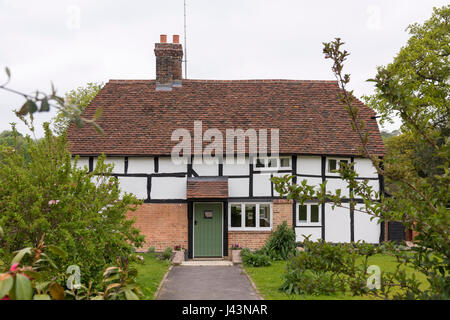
107;79;338;84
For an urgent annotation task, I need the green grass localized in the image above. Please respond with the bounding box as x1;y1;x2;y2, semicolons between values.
244;254;427;300
134;253;171;300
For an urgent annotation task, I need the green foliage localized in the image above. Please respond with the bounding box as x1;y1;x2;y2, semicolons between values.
162;247;173;261
280;239;422;298
241;248;271;267
52;82;104;135
0;240;143;300
273;6;449;299
147;247;156;254
262;221;297;260
0;123;145;288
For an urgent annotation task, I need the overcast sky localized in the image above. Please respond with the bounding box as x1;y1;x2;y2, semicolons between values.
0;0;447;137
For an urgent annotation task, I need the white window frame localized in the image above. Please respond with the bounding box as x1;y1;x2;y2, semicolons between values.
297;203;321;226
253;156;292;171
228;202;273;231
327;157;350;175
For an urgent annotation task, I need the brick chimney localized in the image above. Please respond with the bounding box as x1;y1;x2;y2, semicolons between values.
155;34;183;91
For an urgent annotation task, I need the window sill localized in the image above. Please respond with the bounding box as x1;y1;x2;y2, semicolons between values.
229;228;272;232
296;223;322;227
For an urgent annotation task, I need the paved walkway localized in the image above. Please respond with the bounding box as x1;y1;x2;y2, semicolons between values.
157;265;261;300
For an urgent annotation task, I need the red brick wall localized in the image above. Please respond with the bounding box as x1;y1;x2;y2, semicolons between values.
228;200;293;251
127;203;188;252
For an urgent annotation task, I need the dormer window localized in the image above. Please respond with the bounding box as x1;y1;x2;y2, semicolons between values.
253;157;291;171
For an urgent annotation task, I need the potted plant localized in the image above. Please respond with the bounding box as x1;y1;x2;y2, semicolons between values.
230;244;242;264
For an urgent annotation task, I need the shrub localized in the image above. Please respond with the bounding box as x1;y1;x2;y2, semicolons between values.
147;247;156;254
0;124;145;288
162;247;173;261
280;238;422;298
241;248;271;267
262;221;296;260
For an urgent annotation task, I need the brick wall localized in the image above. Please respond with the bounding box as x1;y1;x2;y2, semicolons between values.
228;199;293;251
127;203;188;252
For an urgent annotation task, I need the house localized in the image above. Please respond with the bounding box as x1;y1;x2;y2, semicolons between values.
67;34;386;258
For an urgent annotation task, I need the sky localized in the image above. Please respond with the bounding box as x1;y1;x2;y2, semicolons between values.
0;0;448;137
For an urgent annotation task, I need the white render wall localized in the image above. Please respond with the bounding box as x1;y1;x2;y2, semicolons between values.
151;177;187;199
72;157;89;170
159;157;187;173
354;204;381;243
324;204;351;243
295;227;322;242
127;157;154;174
118;176;147;199
297;156;321;175
228;178;249;197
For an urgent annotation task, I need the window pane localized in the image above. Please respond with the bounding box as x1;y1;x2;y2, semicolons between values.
268;158;277;168
311;205;319;223
280;158;290;168
298;205;307;222
339;160;348;169
231;205;242;227
329;159;337;172
245;204;256;227
259;204;271;227
255;158;265;168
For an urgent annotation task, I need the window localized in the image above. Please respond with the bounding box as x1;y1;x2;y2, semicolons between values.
229;203;272;230
253;157;291;171
328;158;350;173
298;203;321;225
245;204;256;227
230;205;242;227
259;204;271;227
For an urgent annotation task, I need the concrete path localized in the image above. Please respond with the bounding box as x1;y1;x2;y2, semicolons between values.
157;265;261;300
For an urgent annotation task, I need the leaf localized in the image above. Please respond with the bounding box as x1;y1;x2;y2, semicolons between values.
40;98;50;112
12;247;32;264
124;289;139;300
49;282;65;300
22;270;42;281
105;282;121;294
5;67;11;78
0;225;3;238
33;294;51;300
45;245;68;260
94;107;102;120
0;274;13;299
15;274;33;300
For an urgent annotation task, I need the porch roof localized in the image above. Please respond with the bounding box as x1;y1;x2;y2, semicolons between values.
186;177;228;199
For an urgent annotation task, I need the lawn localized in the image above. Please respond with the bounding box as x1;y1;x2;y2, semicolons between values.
244;254;428;300
134;253;171;300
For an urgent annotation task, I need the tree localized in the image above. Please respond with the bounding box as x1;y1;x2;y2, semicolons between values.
273;5;449;299
0;123;145;287
52;82;104;135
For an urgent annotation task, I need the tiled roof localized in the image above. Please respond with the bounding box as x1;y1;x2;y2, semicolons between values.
186;177;228;199
67;79;385;156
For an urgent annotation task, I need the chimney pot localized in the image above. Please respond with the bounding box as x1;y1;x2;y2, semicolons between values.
160;34;167;43
173;35;180;44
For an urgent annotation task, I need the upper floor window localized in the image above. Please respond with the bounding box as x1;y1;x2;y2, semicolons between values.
229;202;272;230
328;158;350;173
254;157;291;171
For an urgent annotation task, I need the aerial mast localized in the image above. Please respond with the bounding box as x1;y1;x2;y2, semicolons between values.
183;0;188;79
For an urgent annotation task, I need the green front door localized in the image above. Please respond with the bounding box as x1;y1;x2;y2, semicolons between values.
194;203;223;257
